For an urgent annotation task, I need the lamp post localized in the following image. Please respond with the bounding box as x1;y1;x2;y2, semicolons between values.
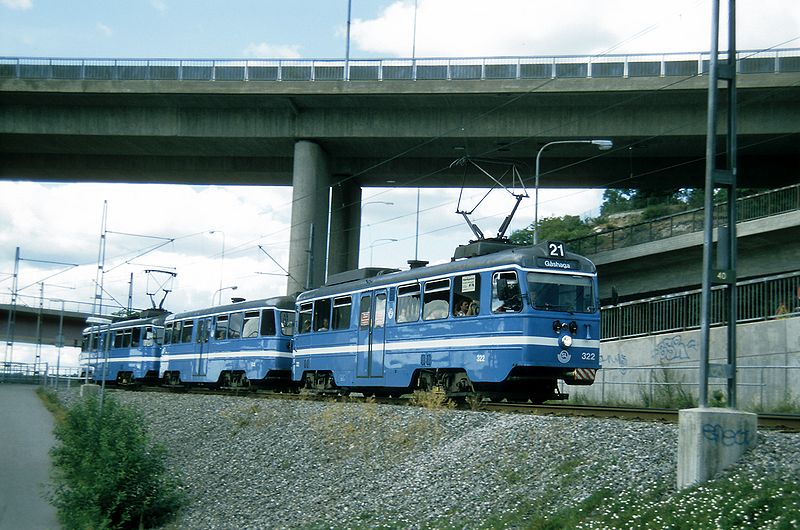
213;285;238;306
208;230;226;302
533;139;613;244
369;238;398;266
362;200;394;266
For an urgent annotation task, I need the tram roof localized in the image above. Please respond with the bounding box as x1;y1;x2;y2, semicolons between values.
165;295;296;321
300;242;596;302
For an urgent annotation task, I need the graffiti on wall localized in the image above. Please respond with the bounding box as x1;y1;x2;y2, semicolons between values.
653;335;696;363
600;351;628;374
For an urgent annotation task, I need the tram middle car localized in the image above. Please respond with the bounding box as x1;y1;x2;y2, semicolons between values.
80;309;169;386
159;296;295;389
293;241;601;402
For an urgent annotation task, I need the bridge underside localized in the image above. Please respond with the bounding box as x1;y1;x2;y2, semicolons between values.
2;74;799;291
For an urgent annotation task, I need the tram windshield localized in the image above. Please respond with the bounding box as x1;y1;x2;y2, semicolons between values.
526;272;596;313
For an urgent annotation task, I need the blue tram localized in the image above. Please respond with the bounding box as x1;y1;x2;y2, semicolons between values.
292;241;601;402
80;309;169;385
159;297;295;388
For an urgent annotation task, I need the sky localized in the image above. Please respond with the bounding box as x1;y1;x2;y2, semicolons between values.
2;0;799;368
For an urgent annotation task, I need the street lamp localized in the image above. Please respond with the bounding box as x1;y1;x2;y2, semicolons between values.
208;230;226;303
213;285;237;306
533;139;613;244
369;238;398;266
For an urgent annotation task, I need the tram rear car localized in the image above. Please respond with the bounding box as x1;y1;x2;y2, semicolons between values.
159;297;295;388
292;242;601;402
80;310;168;385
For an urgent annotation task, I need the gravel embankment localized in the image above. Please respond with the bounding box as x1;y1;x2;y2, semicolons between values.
58;388;799;529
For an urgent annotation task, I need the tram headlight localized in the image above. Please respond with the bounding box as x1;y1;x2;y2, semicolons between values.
560;334;573;348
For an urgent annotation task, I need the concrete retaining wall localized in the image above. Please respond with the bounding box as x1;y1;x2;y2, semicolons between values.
571;317;800;410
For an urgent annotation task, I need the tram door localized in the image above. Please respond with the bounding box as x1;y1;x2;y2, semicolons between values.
194;317;211;376
356;290;387;378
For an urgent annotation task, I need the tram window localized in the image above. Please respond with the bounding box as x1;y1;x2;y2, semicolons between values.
172;322;182;344
155;327;164;345
332;296;352;330
279;311;294;336
527;272;595;313
142;327;154;347
314;299;331;331
359;296;372;330
397;284;420;323
259;309;276;336
423;278;450;321
215;315;229;340
229;312;244;339
492;271;522;313
374;294;387;328
122;328;132;348
453;274;481;317
113;330;123;348
181;321;194;343
81;334;89;352
299;303;313;334
131;327;141;347
242;310;261;337
164;323;173;344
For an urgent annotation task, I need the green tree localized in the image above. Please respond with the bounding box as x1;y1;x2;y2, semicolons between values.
50;394;182;529
510;214;595;245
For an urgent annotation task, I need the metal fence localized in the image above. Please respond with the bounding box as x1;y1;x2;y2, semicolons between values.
0;360;81;387
601;271;800;341
569;183;800;256
2;48;799;82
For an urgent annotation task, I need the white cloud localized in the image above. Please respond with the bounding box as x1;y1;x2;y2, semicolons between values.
1;0;32;10
97;22;113;37
150;0;167;13
244;42;302;59
350;0;800;57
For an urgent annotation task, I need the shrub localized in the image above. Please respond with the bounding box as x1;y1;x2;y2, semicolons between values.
49;393;182;529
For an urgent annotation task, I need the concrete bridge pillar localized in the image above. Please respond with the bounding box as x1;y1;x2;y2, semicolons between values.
329;179;362;276
286;140;330;295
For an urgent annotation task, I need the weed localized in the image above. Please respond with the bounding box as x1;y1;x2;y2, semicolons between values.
409;389;456;410
639;365;697;409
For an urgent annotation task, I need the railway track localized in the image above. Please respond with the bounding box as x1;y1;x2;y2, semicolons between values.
112;385;800;432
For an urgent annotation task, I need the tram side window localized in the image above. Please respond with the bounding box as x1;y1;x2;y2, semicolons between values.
423;279;450;321
279;311;294;336
492;271;522;313
397;284;420;323
122;328;132;348
181;321;194;343
113;330;123;348
332;296;352;330
299;303;313;334
453;274;481;317
359;296;371;330
259;309;276;336
132;327;141;347
215;315;229;340
374;293;387;328
229;312;244;339
242;310;261;337
143;326;154;347
314;299;331;331
171;322;181;344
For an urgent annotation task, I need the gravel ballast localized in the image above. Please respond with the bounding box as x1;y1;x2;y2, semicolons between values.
57;388;799;529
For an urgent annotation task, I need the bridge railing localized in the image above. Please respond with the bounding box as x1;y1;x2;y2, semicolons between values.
0;292;137;319
2;48;799;82
568;183;800;256
601;270;800;341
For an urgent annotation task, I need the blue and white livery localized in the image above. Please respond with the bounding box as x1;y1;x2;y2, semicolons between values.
293;241;600;402
80;310;168;385
159;297;295;388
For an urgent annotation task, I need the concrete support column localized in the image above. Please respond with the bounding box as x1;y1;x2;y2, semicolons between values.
677;407;757;489
286;140;330;295
328;179;362;275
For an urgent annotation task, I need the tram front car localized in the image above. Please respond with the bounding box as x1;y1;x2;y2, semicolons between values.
293;240;600;402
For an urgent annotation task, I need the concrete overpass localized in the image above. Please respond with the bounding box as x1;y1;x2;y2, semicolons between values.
2;50;799;292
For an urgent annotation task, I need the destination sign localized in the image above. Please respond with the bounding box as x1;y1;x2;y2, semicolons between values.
536;257;580;270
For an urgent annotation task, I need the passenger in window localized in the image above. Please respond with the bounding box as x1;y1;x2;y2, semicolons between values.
467;301;479;316
455;300;470;317
317;318;329;331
